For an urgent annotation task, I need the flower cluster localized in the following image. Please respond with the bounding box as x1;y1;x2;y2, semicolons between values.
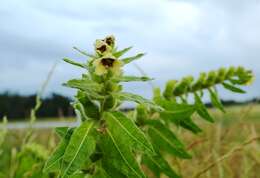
93;35;122;76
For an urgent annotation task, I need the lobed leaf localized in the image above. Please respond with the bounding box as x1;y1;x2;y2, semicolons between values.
63;78;103;99
194;93;214;123
77;91;100;119
55;127;69;138
101;130;146;178
121;53;145;65
157;99;195;121
208;88;225;113
113;46;132;58
104;111;155;155
179;117;202;134
64;78;101;92
112;76;153;83
73;46;96;58
61;121;95;177
63;58;87;69
147;121;191;159
113;92;163;111
142;152;180;178
90;167;112;178
43;128;73;173
222;82;246;93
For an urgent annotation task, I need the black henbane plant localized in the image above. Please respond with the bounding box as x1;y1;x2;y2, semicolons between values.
44;35;254;178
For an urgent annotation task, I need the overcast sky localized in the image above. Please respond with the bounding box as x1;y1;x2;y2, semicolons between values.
0;0;259;101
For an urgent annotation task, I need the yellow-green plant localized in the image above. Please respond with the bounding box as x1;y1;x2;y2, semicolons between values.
0;64;57;178
44;35;254;178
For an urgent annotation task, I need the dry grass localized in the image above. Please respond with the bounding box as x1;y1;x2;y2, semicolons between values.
1;104;260;178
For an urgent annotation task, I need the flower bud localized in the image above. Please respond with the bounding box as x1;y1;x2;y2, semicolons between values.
136;104;148;126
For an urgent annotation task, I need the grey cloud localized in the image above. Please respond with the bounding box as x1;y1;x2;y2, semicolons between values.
0;0;259;101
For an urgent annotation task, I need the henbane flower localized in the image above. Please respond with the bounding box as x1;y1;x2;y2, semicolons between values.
103;35;115;48
95;40;111;56
93;55;122;76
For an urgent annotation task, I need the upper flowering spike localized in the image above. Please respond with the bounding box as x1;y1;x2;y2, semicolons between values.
94;40;111;56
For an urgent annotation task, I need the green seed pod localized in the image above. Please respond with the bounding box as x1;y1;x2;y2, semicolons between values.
153;87;161;103
239;69;254;85
103;95;116;110
105;81;119;93
205;71;217;86
77;91;100;119
163;80;177;100
235;66;245;76
191;73;206;91
216;67;227;83
198;72;207;86
91;73;103;83
136;104;148;126
173;76;193;96
184;76;194;87
226;66;236;78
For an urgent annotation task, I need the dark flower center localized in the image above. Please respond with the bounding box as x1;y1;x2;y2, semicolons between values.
104;37;113;46
96;45;107;53
101;58;115;67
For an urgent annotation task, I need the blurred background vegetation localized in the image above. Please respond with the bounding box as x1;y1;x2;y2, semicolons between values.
1;92;260;121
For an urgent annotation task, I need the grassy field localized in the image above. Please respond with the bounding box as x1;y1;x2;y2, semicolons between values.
1;104;260;178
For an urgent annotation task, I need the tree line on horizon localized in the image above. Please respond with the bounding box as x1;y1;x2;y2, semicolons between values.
0;92;259;121
0;92;74;120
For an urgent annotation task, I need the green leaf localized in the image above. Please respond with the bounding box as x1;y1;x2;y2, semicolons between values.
113;92;163;111
69;173;86;178
55;127;69;138
102;160;127;178
64;78;103;99
158;99;195;121
73;46;96;58
74;102;89;121
147;121;191;159
142;152;180;178
179;117;202;134
121;53;145;64
64;78;101;92
63;58;87;69
194;93;214;123
208;88;225;112
61;121;95;177
222;82;246;93
77;91;100;119
44;128;72;173
105;111;155;155
91;167;112;178
101;130;146;178
112;76;153;83
114;46;132;58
